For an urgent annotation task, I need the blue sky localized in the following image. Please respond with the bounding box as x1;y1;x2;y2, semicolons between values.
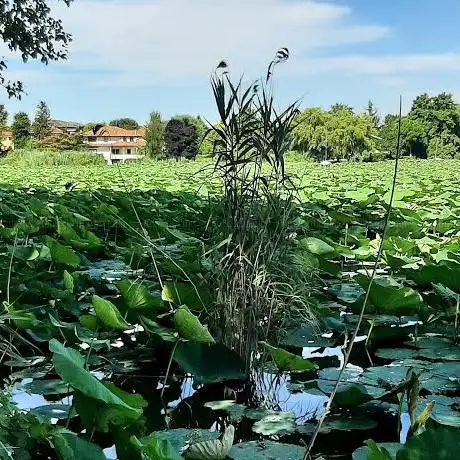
3;0;460;124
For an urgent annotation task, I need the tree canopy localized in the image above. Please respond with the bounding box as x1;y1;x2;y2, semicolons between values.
165;117;199;160
32;101;52;140
0;0;73;97
12;112;31;148
144;112;165;158
109;118;140;130
292;105;377;161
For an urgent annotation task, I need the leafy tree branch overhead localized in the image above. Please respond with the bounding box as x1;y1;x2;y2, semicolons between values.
0;0;73;98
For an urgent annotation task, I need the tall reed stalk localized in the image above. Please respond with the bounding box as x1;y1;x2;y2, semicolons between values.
206;50;315;369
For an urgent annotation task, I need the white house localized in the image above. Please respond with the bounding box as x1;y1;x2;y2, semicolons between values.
83;126;146;164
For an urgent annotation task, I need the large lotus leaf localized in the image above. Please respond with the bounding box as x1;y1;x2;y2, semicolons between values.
141;317;178;343
229;441;305;460
44;236;80;267
299;237;335;256
162;282;210;311
130;434;182;460
22;379;71;395
404;263;460;293
9;245;40;261
252;412;296;435
51;430;106;460
354;275;423;315
49;340;141;416
118;279;165;311
74;382;146;432
31;404;73;420
417;396;460;428
91;295;129;330
353;442;401;460
326;415;378;431
396;426;459;460
185;425;234;460
173;342;246;384
333;384;374;407
204;401;247;422
375;348;418;361
280;324;335;348
261;342;317;372
156;429;220;456
174;306;215;344
63;270;74;292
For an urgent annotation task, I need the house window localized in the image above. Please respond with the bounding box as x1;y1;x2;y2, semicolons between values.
88;136;96;142
112;148;120;154
127;149;131;154
130;137;134;142
123;137;127;142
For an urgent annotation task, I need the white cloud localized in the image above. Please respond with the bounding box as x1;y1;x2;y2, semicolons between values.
49;0;390;85
295;53;460;76
2;0;460;108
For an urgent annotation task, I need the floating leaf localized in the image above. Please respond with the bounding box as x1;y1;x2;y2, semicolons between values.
252;412;296;435
131;434;182;460
229;441;305;460
185;425;234;460
261;342;317;372
174;342;246;384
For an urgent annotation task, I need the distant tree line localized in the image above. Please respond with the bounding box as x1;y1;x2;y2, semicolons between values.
291;92;460;161
5;91;459;161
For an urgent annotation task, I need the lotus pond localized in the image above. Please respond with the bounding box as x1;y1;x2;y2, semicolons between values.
0;158;458;459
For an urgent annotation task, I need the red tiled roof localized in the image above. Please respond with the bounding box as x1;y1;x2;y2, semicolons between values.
88;140;146;149
83;126;145;138
2;130;12;137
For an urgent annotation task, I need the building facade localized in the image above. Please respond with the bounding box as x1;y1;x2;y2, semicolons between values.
50;120;83;136
82;126;146;164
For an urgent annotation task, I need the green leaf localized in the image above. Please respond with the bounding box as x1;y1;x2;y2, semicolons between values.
63;270;74;292
300;237;335;256
141;317;177;343
74;382;146;433
334;384;373;407
91;295;129;330
156;429;220;458
174;306;215;344
185;425;234;460
118;279;165;311
326;415;378;431
162;282;209;310
49;339;141;416
173;342;246;384
396;426;458;460
9;245;40;261
79;314;98;331
229;441;305;460
22;379;71;395
352;441;400;460
261;341;317;372
31;404;73;420
354;274;423;315
252;412;296;436
44;236;80;267
131;434;183;460
51;431;106;460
